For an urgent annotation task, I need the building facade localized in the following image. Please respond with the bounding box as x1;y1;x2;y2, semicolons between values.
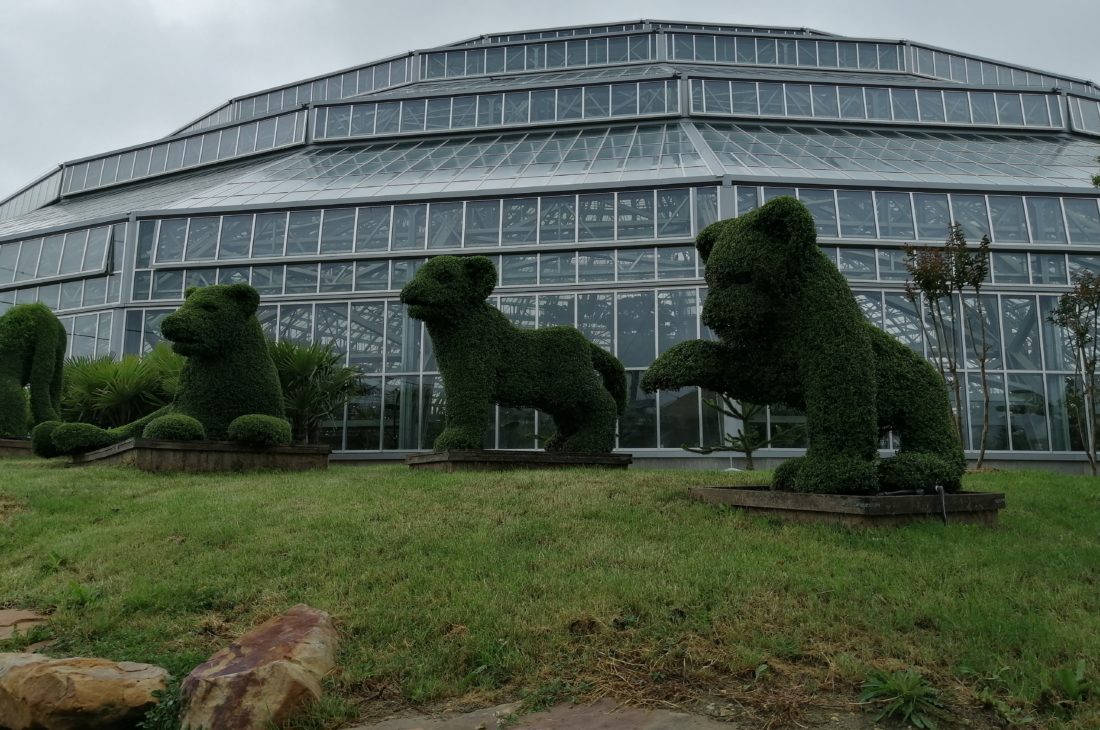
3;20;1100;463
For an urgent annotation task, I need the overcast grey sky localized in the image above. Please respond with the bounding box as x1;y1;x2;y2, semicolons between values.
2;0;1098;200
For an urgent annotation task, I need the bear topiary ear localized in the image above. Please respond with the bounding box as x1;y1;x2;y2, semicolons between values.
463;256;497;300
223;283;260;316
184;287;199;299
696;219;736;264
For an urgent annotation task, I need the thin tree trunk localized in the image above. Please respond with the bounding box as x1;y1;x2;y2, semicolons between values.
1088;305;1099;475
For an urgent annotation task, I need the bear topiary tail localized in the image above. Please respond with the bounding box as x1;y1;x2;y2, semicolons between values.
589;342;627;415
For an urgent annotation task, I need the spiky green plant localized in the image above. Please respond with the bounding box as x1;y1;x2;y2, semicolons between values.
61;344;182;428
859;668;945;729
267;340;360;444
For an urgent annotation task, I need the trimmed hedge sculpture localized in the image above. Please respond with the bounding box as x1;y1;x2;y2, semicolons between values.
35;284;290;456
401;255;627;452
0;303;66;438
642;197;965;495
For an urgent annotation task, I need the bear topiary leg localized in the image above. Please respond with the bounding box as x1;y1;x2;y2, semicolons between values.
434;377;493;451
0;376;28;438
27;324;64;426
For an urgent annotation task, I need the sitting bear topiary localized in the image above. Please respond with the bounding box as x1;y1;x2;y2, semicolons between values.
0;303;66;439
35;284;290;456
400;255;627;453
642;197;965;495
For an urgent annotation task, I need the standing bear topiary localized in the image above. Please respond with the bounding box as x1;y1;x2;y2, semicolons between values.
0;303;66;439
400;255;627;453
34;284;290;456
642;197;965;495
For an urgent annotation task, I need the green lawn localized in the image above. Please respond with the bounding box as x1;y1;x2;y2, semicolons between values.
0;459;1097;728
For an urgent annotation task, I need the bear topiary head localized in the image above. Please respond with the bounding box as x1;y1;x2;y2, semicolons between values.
697;196;822;343
160;283;261;358
399;255;496;321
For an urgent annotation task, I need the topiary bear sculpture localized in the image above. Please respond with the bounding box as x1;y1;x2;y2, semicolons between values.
642;197;965;495
401;255;627;453
34;284;289;456
0;303;66;438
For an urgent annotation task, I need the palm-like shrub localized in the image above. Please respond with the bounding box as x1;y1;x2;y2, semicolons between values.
61;344;182;428
267;340;360;444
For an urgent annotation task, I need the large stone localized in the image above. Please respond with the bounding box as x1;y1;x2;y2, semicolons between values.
0;610;47;641
181;604;338;730
0;653;168;730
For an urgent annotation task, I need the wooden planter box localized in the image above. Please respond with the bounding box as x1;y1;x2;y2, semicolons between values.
0;439;32;458
690;486;1006;527
70;438;330;473
407;449;632;472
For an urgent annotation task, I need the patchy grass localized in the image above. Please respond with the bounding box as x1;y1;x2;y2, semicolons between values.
0;459;1097;728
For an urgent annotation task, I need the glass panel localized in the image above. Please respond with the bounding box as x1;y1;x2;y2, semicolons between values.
503;198;537;243
503;91;529;125
1025;197;1067;243
59;231;87;275
657;247;696;279
385;303;421;372
703;80;731;114
350;105;375;136
616;292;655;367
219;214;253;259
584;86;610;118
943;91;970;123
837;248;876;280
1021;94;1049;126
877;248;908;281
156;219;186;263
354;261;388;291
538;293;575;327
875;192;914;239
427;202;463;249
557;87;582;120
732;82;758;115
538;252;575;284
996;94;1024;125
865;88;891;120
36;235;62;278
970;92;997;124
737;186;760;216
400;99;426;132
618;190;654;240
539;196;575;243
477;94;503;126
1030;253;1067;285
838;86;866;119
1001;297;1042;370
530;89;556;122
577;292;612;349
837;190;876;237
251;265;284;295
286;210;321;255
968;372;1007;451
913;193;950;240
695;187;719;232
758;83;784;115
917;90;945;122
464;200;501;247
284;263;318;294
184;217;218;261
318;209;355;254
1064;199;1100;244
800;188;838;237
811;85;839;118
578;193;615;241
279;304;313;344
657;189;691;238
785;84;812;116
1008;373;1048;450
451;96;476;128
577;249;615;282
392;204;427;249
151;270;182;300
620;371;656;448
992;252;1029;284
252;212;286;257
356;206;391;252
951;195;991;240
987;197;1029;243
611;84;638;116
890;89;918;121
425;98;451;130
501;253;536;284
617;249;655;281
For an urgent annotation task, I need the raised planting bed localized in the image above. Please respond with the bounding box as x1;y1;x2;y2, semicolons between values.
407;449;632;472
690;486;1006;527
69;438;330;473
0;439;32;458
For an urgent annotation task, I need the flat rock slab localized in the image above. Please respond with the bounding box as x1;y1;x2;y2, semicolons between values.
407;450;632;472
354;699;733;729
0;438;32;458
0;609;47;641
181;603;338;730
691;486;1006;527
0;653;167;730
70;438;330;473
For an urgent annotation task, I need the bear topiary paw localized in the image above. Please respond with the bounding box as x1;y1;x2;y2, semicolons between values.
143;414;206;441
31;421;63;458
227;414;292;448
774;454;878;495
433;427;485;451
50;422;117;456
